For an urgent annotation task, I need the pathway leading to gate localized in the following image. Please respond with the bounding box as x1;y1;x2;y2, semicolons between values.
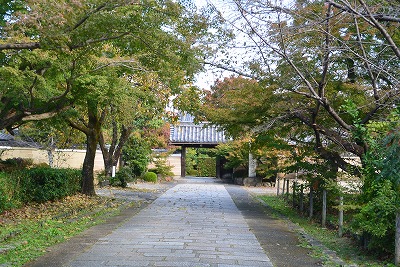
27;177;322;267
69;182;273;267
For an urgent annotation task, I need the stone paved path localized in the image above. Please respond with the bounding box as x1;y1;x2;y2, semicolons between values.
67;183;273;267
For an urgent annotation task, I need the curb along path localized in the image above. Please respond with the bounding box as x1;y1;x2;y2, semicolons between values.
67;183;273;267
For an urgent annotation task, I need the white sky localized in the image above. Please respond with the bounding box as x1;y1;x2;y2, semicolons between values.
192;0;240;90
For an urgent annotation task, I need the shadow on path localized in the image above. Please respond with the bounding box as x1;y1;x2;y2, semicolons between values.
225;184;321;267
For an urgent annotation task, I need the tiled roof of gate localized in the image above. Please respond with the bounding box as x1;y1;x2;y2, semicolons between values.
169;114;229;145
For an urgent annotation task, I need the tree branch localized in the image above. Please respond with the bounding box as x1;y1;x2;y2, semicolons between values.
0;42;41;51
21;105;71;122
357;0;400;60
68;118;90;135
202;61;256;79
327;0;400;23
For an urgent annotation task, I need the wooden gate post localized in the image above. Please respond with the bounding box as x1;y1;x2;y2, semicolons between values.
180;145;186;177
282;178;286;196
286;179;290;199
277;179;280;196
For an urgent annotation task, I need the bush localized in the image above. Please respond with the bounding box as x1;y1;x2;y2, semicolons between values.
23;167;82;203
197;157;216;177
142;171;157;183
0;167;82;211
151;157;174;179
111;167;136;188
351;180;396;255
122;136;152;177
0;173;17;213
0;158;33;171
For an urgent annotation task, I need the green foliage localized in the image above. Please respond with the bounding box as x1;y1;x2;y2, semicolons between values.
0;172;18;212
19;120;86;150
196;157;216;177
185;148;198;176
0;0;225;197
352;180;396;254
185;148;217;177
122;135;152;177
150;152;174;180
142;171;157;183
21;167;82;203
0;167;82;211
202;76;277;137
350;115;400;255
215;141;250;170
0;158;34;171
260;195;394;266
110;167;136;188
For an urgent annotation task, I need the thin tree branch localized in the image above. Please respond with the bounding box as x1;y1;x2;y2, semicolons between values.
327;0;400;23
357;0;400;60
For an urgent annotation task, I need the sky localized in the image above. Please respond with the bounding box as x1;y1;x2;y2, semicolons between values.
192;0;241;90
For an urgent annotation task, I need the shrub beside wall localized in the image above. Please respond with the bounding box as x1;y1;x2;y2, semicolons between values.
0;166;82;212
23;167;82;203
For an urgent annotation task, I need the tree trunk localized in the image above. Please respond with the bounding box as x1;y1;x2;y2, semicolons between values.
81;101;101;196
81;132;97;196
395;211;400;265
322;189;327;227
103;155;113;177
99;123;132;177
47;149;54;167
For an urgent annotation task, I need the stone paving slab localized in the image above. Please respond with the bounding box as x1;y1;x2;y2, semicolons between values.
66;183;273;267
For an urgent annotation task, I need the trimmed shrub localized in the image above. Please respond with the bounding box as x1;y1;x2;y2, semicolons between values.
0;167;82;211
20;167;81;203
111;167;136;188
0;173;16;213
142;171;157;183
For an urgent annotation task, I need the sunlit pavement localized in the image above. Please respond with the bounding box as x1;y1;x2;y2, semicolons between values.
68;180;273;267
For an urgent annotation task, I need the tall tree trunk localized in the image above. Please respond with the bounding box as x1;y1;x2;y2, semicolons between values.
395;211;400;266
47;149;54;167
82;132;97;195
81;101;101;196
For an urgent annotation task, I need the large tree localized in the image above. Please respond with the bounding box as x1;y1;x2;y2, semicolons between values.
204;0;399;176
0;0;218;131
98;73;170;179
1;0;224;195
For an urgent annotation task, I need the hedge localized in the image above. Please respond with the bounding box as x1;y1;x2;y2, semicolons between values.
0;167;82;212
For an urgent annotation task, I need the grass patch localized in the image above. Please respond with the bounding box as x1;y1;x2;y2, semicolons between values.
259;195;396;267
0;193;136;266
